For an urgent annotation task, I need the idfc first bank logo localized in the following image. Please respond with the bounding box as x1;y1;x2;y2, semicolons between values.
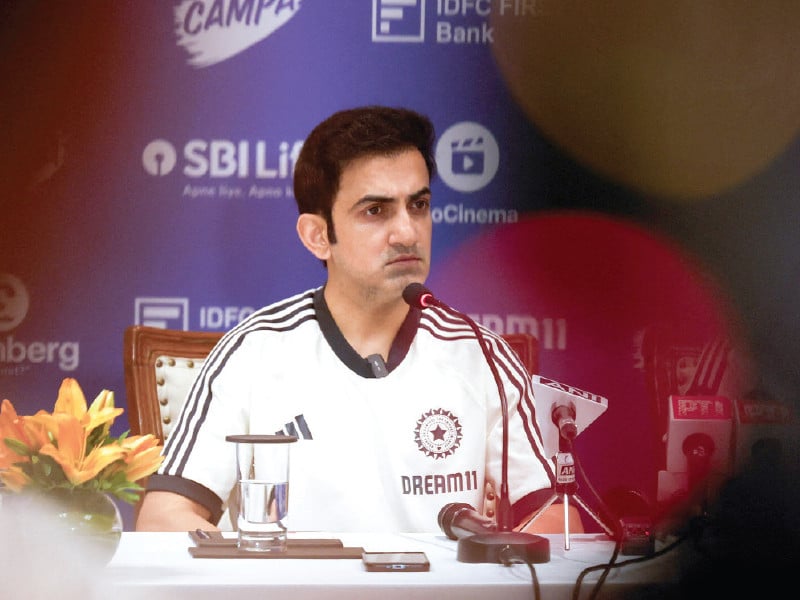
372;0;426;42
175;0;303;68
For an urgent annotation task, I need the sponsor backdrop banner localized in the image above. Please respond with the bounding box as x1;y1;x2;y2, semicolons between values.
2;2;799;529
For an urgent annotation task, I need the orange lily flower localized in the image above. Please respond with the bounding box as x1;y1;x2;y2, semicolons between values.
38;417;127;486
85;389;123;433
53;378;122;433
2;378;164;503
0;465;31;491
0;399;50;465
0;399;26;468
116;434;165;482
52;377;88;416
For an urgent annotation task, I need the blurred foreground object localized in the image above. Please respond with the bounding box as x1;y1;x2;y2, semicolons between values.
491;1;800;198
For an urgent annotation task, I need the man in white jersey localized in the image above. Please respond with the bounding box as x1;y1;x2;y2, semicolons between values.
136;106;574;534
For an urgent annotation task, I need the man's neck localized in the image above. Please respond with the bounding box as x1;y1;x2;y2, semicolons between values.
323;284;409;360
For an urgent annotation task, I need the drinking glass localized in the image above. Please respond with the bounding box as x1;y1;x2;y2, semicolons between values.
226;434;297;552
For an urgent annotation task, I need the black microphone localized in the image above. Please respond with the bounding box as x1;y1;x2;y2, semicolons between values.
402;282;438;309
404;283;550;564
404;283;513;531
438;503;497;541
552;403;578;441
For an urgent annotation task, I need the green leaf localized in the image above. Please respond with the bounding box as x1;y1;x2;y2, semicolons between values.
3;438;31;457
86;426;107;450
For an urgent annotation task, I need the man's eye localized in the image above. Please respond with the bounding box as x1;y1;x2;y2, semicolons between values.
411;199;430;211
366;205;383;216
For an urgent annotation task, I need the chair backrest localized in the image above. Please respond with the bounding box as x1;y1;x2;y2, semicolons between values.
122;325;224;441
501;332;539;375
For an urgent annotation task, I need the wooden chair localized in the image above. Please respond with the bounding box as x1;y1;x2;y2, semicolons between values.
123;325;224;442
122;325;224;523
501;332;539;376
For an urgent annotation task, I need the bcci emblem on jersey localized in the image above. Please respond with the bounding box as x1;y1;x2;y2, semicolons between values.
414;408;463;459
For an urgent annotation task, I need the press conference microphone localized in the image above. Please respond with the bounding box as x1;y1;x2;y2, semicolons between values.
404;283;550;564
402;283;440;310
552;403;578;441
438;503;497;541
403;282;513;531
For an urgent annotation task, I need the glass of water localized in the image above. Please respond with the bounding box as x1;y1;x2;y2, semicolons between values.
226;434;297;552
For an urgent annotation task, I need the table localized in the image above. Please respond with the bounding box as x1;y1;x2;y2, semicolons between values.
88;532;685;599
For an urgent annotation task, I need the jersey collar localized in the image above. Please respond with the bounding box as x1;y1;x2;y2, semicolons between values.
314;286;419;378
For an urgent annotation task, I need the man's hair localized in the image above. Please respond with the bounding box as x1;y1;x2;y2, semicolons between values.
293;106;436;242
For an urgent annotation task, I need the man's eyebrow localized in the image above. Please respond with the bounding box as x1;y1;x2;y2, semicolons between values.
409;187;431;201
354;187;431;207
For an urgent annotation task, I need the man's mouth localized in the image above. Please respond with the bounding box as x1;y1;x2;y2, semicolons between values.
387;254;420;266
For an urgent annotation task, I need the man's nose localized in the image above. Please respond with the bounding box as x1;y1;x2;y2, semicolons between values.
389;209;417;245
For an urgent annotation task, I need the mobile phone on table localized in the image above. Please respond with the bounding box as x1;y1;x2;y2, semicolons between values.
362;551;430;572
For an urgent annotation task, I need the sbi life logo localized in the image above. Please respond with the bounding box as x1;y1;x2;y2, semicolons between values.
144;122;498;193
434;121;499;193
142;138;303;178
142;139;177;176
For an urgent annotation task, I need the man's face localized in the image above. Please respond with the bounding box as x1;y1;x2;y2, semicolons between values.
326;148;432;303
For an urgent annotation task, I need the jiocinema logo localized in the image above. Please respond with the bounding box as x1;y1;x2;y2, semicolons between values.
434;121;499;193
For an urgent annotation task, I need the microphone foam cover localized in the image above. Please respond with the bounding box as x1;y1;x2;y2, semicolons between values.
402;282;431;308
437;502;474;540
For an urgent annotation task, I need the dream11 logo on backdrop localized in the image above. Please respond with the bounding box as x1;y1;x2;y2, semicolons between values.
175;0;303;68
0;273;80;375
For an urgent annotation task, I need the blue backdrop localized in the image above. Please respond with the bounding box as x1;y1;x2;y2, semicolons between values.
2;1;799;531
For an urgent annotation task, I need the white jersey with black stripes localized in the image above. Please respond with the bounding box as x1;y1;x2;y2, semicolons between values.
148;287;554;533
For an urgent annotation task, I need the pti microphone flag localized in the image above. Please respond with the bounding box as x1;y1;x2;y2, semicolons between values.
732;396;796;472
657;395;734;508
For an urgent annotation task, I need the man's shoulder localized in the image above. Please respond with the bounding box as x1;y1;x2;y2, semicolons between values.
415;310;528;371
258;287;319;316
416;306;476;340
223;287;320;340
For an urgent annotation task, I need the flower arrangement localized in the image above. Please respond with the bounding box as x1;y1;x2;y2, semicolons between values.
0;378;164;504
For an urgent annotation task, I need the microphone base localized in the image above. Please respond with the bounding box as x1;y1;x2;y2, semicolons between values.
456;531;550;564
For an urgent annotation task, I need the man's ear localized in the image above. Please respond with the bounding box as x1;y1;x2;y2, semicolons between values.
296;213;331;261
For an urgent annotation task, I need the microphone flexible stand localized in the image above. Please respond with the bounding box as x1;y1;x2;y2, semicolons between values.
416;289;549;564
520;433;616;550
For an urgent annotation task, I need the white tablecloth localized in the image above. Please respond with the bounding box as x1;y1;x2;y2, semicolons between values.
81;531;683;600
